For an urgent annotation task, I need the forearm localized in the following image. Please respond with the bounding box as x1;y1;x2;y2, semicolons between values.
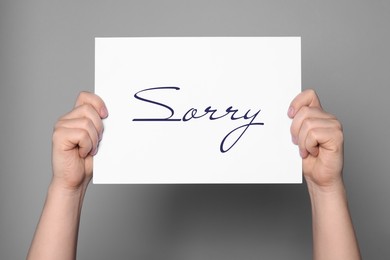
27;182;88;260
308;181;361;260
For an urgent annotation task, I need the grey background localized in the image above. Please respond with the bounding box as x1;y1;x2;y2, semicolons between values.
0;0;389;259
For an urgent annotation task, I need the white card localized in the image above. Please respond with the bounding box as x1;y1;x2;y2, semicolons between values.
94;37;302;184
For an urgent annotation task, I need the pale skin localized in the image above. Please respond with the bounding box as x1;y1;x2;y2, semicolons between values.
288;89;361;260
27;90;361;260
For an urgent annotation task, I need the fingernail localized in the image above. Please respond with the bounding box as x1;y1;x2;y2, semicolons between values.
288;106;295;118
100;106;108;118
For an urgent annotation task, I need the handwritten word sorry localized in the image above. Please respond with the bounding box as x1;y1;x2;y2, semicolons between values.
132;86;264;153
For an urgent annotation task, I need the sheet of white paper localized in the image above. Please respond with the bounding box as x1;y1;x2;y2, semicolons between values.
94;37;302;184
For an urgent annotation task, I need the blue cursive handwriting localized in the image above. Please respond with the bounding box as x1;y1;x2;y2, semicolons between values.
133;86;264;153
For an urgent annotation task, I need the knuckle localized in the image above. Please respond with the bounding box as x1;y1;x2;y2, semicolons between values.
307;127;317;140
76;91;91;106
53;117;67;131
335;128;344;142
302;117;314;130
334;119;343;131
80;117;93;129
325;111;337;120
79;128;90;140
53;120;62;130
327;116;343;131
78;91;90;100
306;89;317;98
52;126;64;143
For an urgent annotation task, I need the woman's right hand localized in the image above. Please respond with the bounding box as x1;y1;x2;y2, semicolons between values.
51;91;108;192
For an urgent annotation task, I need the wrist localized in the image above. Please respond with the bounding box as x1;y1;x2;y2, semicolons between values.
48;178;89;200
305;172;345;194
46;180;88;219
306;178;348;206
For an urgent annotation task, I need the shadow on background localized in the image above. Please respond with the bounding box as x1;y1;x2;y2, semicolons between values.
85;184;313;259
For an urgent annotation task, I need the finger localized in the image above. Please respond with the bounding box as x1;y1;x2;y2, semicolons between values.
290;106;336;144
303;127;343;158
297;118;342;158
55;118;100;156
53;127;94;158
75;91;108;119
61;104;104;140
288;89;322;118
305;131;319;158
298;118;338;158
